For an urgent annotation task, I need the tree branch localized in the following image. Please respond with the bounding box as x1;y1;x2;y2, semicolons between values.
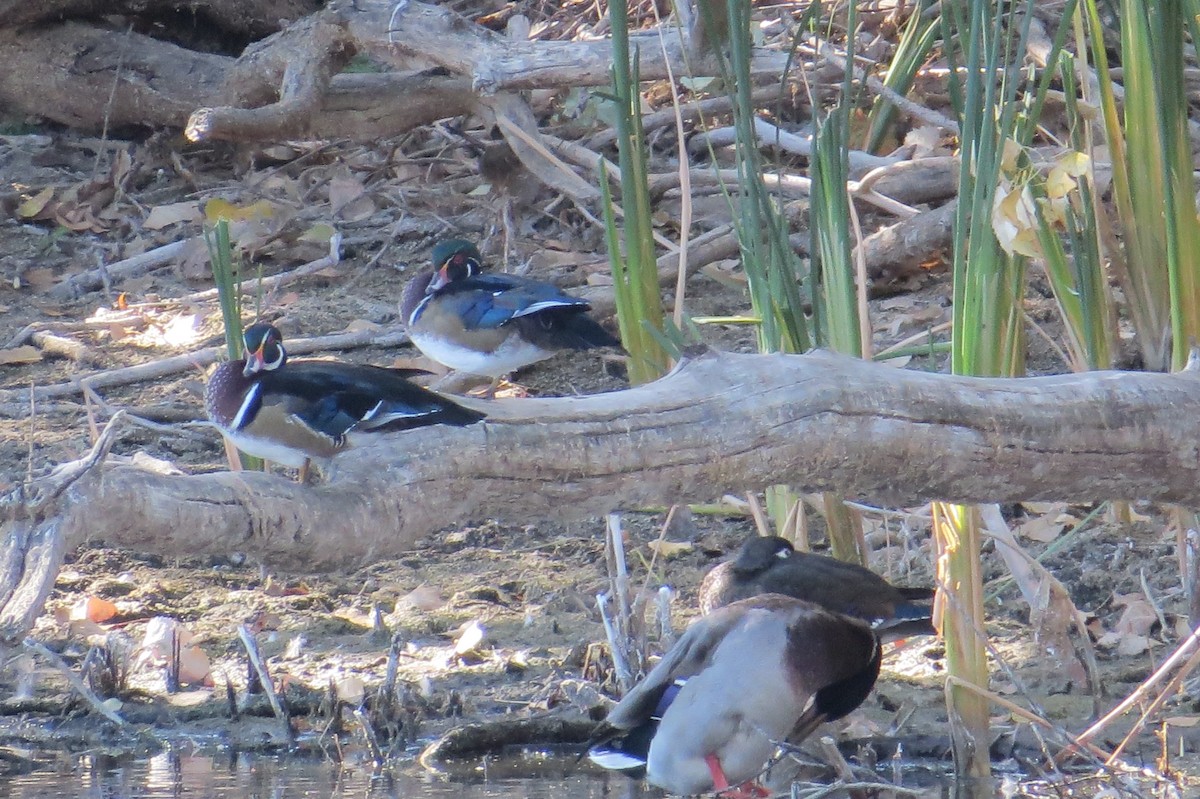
54;350;1200;570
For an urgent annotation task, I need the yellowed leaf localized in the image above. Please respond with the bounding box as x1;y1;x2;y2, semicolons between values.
298;223;336;243
647;540;693;558
1059;150;1090;177
203;198;276;223
17;187;54;218
1045;166;1077;200
0;346;42;365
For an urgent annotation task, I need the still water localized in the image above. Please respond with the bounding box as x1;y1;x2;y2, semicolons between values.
0;750;953;799
0;751;622;799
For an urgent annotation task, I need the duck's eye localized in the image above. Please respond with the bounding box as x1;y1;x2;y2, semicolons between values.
450;253;481;280
775;548;790;559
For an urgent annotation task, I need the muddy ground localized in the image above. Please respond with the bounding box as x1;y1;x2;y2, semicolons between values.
0;121;1197;797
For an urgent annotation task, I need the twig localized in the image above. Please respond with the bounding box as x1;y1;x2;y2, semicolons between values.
23;638;126;725
48;240;191;301
29;331;90;362
237;624;295;742
596;592;633;691
354;707;385;764
586;84;786;148
794;780;924;799
688;118;901;174
1104;631;1200;764
179;232;342;304
944;676;1111;763
816;40;960;135
816;735;856;783
0;326;411;406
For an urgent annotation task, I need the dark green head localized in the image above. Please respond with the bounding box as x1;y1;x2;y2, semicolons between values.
429;239;484;291
241;322;286;377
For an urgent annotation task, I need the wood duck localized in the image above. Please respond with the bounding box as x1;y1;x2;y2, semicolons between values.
699;535;936;642
399;239;621;385
205;323;485;474
587;594;881;796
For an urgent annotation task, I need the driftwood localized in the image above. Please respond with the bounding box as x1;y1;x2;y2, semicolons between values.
3;347;1200;641
0;0;787;139
30;348;1200;574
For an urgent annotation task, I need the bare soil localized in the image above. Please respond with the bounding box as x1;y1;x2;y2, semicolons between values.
0;126;1196;796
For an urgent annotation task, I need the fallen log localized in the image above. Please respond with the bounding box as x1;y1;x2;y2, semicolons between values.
45;348;1200;570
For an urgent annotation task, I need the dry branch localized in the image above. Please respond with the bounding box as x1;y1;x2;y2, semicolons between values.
186;10;355;142
0;326;410;407
344;0;791;91
0;24;476;138
45;349;1200;571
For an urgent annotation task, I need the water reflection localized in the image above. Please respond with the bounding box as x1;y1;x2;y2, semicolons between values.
2;751;625;799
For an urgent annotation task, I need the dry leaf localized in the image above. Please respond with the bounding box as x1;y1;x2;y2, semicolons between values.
203;198;276;223
298;223;336;243
135;617;212;685
0;346;42;365
178;645;212;685
17;187;54;218
143;201;203;230
397;584;445;612
647;540;693;558
1015;514;1066;543
70;596;119;623
20;267;58;292
1112;593;1158;637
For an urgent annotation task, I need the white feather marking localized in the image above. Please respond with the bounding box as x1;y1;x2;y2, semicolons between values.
231;383;262;430
361;400;385;422
512;299;583;317
408;294;433;327
587;750;647;771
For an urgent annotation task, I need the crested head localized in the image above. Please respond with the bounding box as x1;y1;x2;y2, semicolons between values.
429;238;483;291
241;322;287;377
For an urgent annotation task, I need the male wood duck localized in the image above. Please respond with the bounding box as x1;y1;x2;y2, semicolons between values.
699;535;936;642
205;323;485;475
399;239;621;386
587;595;881;797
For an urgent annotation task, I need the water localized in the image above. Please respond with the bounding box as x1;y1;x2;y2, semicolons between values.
0;749;970;799
0;751;625;799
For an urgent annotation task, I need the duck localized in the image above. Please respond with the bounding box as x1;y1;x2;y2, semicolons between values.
205;322;485;478
587;594;882;796
399;239;621;390
699;535;936;641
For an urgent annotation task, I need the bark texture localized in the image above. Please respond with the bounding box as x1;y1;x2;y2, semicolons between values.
55;349;1200;570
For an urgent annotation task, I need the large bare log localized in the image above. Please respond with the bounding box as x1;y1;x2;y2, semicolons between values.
54;349;1200;570
0;24;476;136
